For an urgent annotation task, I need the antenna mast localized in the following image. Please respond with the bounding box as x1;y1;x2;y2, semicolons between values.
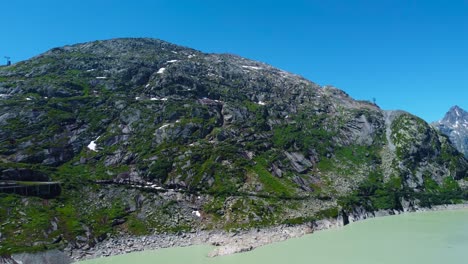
4;56;11;66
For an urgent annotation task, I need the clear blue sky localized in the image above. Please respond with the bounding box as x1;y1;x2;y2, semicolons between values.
2;0;467;122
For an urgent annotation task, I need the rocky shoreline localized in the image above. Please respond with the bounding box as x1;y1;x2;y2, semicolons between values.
63;222;323;261
6;203;468;264
64;203;468;263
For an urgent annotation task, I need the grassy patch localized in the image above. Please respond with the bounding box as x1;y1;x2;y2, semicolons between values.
251;162;293;197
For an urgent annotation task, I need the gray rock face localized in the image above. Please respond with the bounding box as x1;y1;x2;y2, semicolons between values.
433;106;468;158
284;152;313;173
9;250;72;264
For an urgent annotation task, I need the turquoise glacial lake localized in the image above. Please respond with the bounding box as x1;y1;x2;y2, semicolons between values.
79;209;468;264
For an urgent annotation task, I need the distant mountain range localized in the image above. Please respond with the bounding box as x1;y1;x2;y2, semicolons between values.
433;106;468;158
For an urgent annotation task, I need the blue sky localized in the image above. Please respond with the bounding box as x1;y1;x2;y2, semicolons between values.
2;0;467;122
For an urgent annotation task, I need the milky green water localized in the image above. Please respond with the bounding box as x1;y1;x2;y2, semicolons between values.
79;209;468;264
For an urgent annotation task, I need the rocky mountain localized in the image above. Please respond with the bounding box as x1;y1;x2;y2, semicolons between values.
433;106;468;158
0;38;467;257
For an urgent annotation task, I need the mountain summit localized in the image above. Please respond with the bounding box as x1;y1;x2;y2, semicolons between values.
433;106;468;157
0;38;467;258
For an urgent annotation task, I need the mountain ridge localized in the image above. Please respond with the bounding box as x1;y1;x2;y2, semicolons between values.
0;38;467;257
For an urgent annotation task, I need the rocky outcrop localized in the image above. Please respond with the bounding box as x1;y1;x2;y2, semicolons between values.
1;250;72;264
284;152;313;173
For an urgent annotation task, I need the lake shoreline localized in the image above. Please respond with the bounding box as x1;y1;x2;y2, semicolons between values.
63;203;468;263
7;203;468;263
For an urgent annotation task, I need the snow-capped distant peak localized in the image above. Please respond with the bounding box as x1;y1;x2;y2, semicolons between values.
435;105;468;158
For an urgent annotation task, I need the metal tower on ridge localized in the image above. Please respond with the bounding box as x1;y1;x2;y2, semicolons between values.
4;56;11;66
